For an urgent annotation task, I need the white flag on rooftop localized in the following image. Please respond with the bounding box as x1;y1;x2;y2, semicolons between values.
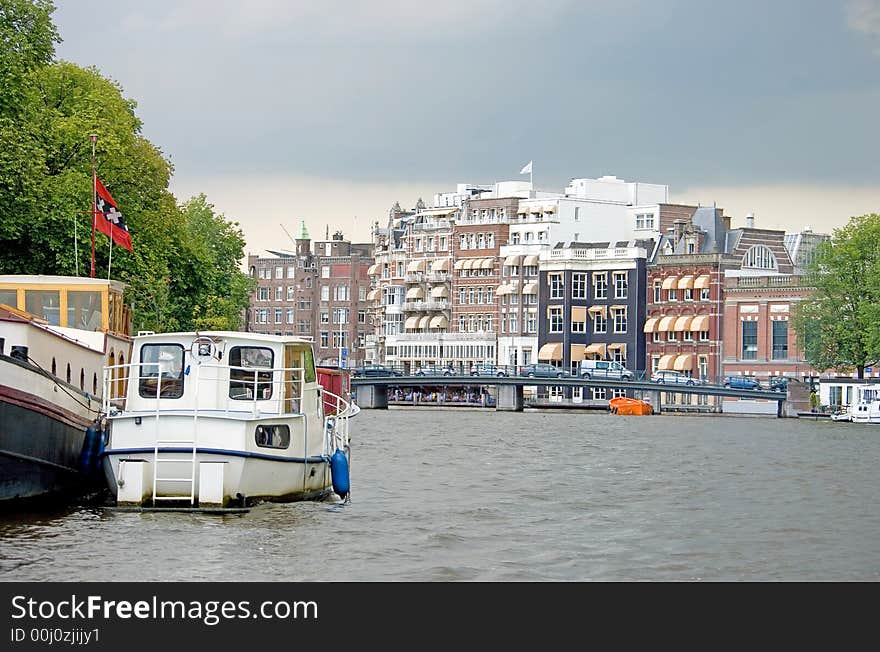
520;161;532;175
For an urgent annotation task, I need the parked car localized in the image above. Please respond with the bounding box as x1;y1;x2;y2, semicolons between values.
414;364;456;377
650;370;696;385
768;377;789;392
351;364;403;378
579;359;634;380
470;363;508;377
520;363;571;379
723;375;761;390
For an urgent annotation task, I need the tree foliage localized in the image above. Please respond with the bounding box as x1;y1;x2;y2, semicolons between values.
794;214;880;378
0;0;253;332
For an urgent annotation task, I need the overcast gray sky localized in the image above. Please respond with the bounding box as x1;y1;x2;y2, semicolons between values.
53;0;880;253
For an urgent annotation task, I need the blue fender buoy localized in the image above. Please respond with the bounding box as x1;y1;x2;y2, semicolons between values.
330;448;350;498
78;425;102;475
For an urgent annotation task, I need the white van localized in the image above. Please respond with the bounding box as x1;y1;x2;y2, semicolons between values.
579;359;634;380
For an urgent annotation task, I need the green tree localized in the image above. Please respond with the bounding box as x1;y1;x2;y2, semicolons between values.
0;2;254;333
794;214;880;378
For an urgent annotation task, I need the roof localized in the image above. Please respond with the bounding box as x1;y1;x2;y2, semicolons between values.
133;331;314;345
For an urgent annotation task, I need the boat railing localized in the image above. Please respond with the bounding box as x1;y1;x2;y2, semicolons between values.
102;361;308;419
318;388;354;454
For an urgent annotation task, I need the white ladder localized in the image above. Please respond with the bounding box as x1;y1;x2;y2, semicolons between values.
151;435;197;505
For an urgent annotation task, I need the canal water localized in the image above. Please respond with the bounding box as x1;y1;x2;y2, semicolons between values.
1;410;878;581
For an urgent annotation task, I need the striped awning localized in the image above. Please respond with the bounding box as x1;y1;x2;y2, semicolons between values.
571;306;587;322
367;263;381;275
661;276;678;289
504;255;522;266
404;316;420;329
432;258;450;272
430;285;448;298
673;315;693;331
607;343;627;354
522;282;538;294
537;342;563;361
543;204;557;213
658;354;676;370
690;315;710;331
463;259;477;269
407;260;426;273
588;305;607;318
673;354;693;371
406;287;424;300
643;318;659;333
610;305;627;312
517;205;529;214
523;255;539;266
453;259;466;270
481;258;495;269
657;316;675;331
367;289;382;301
418;316;431;329
429;315;448;329
694;275;711;290
677;275;695;289
584;343;606;357
496;284;513;295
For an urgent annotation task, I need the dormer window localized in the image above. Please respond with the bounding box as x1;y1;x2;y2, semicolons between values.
743;245;777;270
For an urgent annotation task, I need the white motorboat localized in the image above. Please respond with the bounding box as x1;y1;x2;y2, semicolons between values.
0;275;131;504
101;331;353;508
850;385;880;424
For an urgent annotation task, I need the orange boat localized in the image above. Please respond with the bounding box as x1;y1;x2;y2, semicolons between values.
609;396;653;416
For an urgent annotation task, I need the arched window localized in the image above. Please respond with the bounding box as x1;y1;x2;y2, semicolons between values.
743;245;777;270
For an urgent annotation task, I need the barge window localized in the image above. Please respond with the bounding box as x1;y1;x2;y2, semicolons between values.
67;291;103;331
0;289;16;309
25;290;61;325
255;424;290;449
139;344;185;399
229;346;274;400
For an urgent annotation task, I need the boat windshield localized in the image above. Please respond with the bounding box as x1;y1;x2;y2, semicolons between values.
139;344;185;398
229;346;274;400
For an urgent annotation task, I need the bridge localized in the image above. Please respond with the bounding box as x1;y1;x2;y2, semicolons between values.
350;374;790;416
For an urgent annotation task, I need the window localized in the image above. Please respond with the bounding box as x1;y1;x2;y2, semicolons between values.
635;213;655;229
772;320;788;359
549;273;564;299
742;321;758;360
526;312;537;333
334;285;350;301
460;235;468;250
700;329;710;342
358;309;367;324
572;273;586;299
743;245;777;270
698;355;709;380
275;286;283;301
509;313;519;333
139;344;185;399
511;232;520;245
274;308;283;323
593;313;607;334
66;290;102;330
593;273;607;299
549;307;563;333
287;286;295;301
653;281;661;304
258;287;269;301
684;288;693;301
298;298;311;310
571;313;586;333
668;288;678;302
275;266;283;279
321;286;330;302
359;286;367;301
228;346;274;400
653;330;661;343
305;277;312;289
667;330;677;342
255;424;290;449
321;266;330;278
613;272;627;299
321;311;329;324
320;331;329;347
683;328;693;342
613;307;627;333
256;308;269;324
286;308;294;324
700;288;710;301
287;266;295;278
574;207;580;221
334;308;349;324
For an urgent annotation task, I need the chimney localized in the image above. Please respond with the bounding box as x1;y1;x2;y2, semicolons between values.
745;213;755;228
672;219;687;243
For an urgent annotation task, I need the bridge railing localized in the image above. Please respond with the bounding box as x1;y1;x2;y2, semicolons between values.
349;363;795;392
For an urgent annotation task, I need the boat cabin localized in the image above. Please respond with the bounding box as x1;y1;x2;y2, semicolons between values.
0;275;129;336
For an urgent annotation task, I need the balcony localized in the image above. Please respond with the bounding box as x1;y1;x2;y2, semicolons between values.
403;300;450;312
548;245;648;261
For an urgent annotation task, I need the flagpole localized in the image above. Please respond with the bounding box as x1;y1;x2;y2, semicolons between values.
107;222;113;280
89;134;97;278
73;212;79;276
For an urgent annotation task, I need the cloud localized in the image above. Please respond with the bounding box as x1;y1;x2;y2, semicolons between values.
846;0;880;51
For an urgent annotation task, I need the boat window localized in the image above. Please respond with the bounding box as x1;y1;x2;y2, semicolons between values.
0;289;16;308
25;290;61;325
229;346;274;400
288;344;316;383
254;424;290;449
67;291;103;330
139;344;185;399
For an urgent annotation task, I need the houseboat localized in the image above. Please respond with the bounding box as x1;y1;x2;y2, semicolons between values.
850;384;880;424
101;331;353;508
0;275;131;504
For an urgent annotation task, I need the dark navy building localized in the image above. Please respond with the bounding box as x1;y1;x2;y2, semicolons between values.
537;240;654;377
